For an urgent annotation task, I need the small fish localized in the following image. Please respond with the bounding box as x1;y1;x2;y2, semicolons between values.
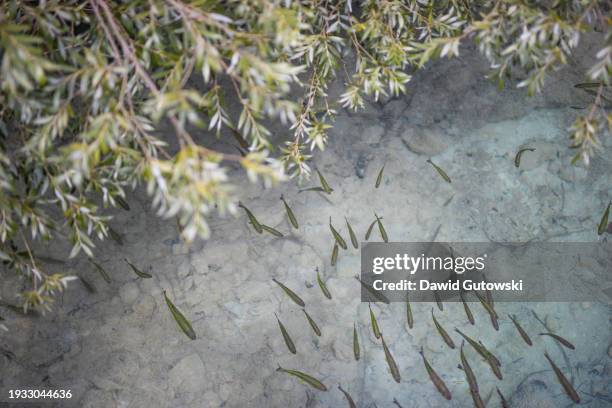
329;218;348;250
163;290;196;340
539;333;575;350
406;296;414;329
419;346;452;400
426;159;451;183
107;226;123;245
365;218;378;240
543;352;580;403
261;224;284;237
432;308;455;349
275;313;297;354
375;165;385;188
230;126;249;149
272;278;305;307
277;365;327;391
496;387;509;408
598;201;610;235
89;259;111;283
316;269;332;300
345;217;358;249
125;258;152;278
443;194;455;207
508;314;532;346
331;242;339;266
483;276;494;308
380;333;401;383
393;398;404;408
574;82;604;89
473;290;496;317
280;195;298;229
238;202;263;234
355;276;391;304
474;290;498;331
79;276;96;293
375;213;388;243
115;195;130;211
433;290;443;311
353;323;360;361
338;385;357;408
369;304;381;339
298;186;331;193
316;169;333;194
460;341;484;408
302;309;321;337
455;329;501;368
459;291;475;325
514;147;536;168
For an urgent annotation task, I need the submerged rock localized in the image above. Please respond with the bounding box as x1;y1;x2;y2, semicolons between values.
401;127;449;156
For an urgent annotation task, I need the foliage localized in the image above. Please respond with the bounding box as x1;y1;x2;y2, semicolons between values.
0;0;609;313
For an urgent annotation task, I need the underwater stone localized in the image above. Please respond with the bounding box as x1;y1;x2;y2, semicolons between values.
401;127;449;156
169;354;206;394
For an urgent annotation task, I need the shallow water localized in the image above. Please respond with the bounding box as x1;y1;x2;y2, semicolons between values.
1;44;611;407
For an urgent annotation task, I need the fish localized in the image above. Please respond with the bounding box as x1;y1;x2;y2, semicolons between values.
79;276;96;293
433;290;443;311
473;289;498;330
473;290;496;318
261;224;284;237
107;226;123;245
345;217;358;249
280;195;298;229
338;385;357;408
355;276;391;304
276;365;327;391
375;165;385;188
406;295;414;329
393;398;404;408
431;308;455;349
369;303;381;339
598;201;610;235
482;276;494;308
274;313;297;354
238;202;263;234
380;333;401;383
316;269;332;300
543;352;580;403
496;387;509;408
88;259;111;283
574;82;605;89
272;278;305;307
508;314;532;346
459;341;485;408
539;333;575;350
375;213;388;242
514;147;536;168
115;195;130;211
163;290;196;340
426;159;451;183
353;323;360;361
302;309;321;337
329;218;348;250
316;169;333;194
365;219;378;240
459;290;475;325
455;329;501;368
125;258;152;278
419;346;452;400
331;242;339;266
230;126;249;149
298;186;329;193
